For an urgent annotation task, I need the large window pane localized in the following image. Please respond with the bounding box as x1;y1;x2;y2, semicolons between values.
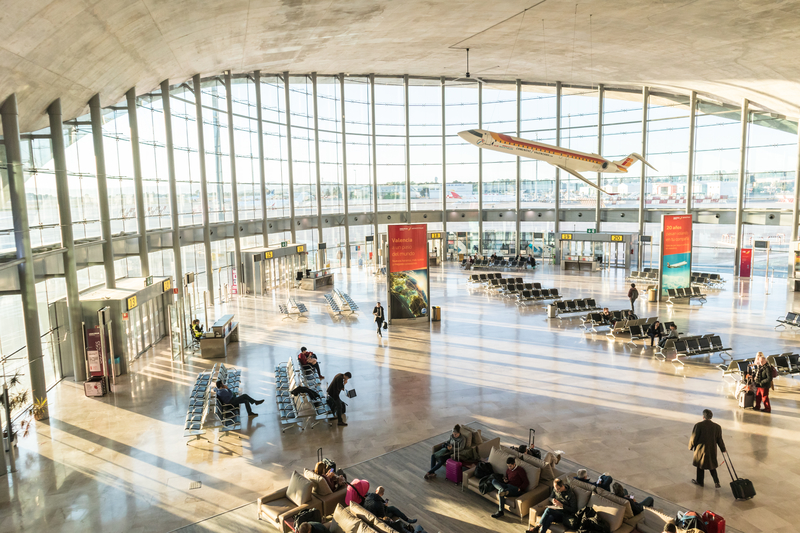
520;85;556;209
693;100;742;208
482;83;516;209
409;80;442;211
344;78;373;214
745;113;797;209
375;79;406;211
445;81;479;209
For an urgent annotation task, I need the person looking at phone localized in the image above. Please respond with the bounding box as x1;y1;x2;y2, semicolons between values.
490;457;529;519
423;425;465;480
527;478;577;533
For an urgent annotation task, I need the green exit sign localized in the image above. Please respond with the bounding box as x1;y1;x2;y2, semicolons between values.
281;241;287;247
587;229;596;234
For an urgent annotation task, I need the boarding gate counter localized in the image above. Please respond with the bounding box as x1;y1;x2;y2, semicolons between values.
559;232;639;271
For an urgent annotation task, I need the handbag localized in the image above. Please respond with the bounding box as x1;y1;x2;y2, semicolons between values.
346;389;357;398
383;322;388;330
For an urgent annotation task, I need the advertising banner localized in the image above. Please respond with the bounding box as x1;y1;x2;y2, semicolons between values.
387;224;429;320
740;248;753;278
86;326;105;378
661;214;693;294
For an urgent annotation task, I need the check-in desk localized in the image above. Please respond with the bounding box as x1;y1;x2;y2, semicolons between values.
300;269;334;290
200;314;239;359
562;256;601;272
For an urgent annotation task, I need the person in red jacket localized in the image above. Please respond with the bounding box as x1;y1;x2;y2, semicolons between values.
491;456;529;519
299;346;324;379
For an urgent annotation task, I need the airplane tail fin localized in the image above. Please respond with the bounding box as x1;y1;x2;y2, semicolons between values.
615;153;657;171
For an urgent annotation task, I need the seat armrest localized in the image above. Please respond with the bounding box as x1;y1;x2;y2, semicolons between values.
311;488;348;515
516;486;548;517
279;503;313;532
431;442;445;454
476;437;500;457
463;465;477;483
257;487;288;520
527;499;551;526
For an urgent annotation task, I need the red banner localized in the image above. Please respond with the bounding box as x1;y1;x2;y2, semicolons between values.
388;224;428;273
740;248;753;278
663;214;692;256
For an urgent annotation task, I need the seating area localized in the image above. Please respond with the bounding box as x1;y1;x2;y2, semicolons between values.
775;311;800;330
468;257;535;271
721;352;800;380
183;363;242;445
275;353;336;432
606;316;658;338
580;309;628;331
665;287;707;305
552;299;602;318
327;288;358;316
657;334;731;366
515;288;562;305
692;271;725;288
626;269;659;284
278;297;310;320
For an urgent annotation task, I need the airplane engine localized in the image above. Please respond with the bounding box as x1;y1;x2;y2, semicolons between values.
601;162;609;169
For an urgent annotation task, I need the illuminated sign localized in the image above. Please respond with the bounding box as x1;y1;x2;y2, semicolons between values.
561;234;573;240
610;235;624;242
297;245;305;253
264;251;273;259
127;296;138;311
163;279;171;292
430;233;442;239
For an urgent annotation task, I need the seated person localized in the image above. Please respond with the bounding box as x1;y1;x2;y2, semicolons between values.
647;320;663;347
363;486;417;526
191;319;203;340
313;461;344;492
298;524;327;533
601;308;613;324
595;473;613;491
424;425;465;480
573;468;591;483
527;478;578;533
611;482;654;516
215;380;263;418
625;310;638;320
299;346;324;379
491;457;529;519
659;324;678;348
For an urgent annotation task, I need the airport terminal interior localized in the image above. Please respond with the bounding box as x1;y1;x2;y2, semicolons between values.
2;1;800;532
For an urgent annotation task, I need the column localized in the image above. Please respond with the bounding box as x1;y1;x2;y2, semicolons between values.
515;79;522;255
441;77;447;237
193;74;214;301
404;75;411;220
224;72;242;290
554;82;561;237
284;71;297;242
48;99;86;382
126;88;150;277
638;87;648;237
340;74;351;266
1;95;47;412
161;79;183;299
733;99;749;276
255;71;269;247
312;73;323;266
89;94;116;288
685;91;697;214
792;129;800;242
478;81;484;256
595;85;603;231
370;75;379;248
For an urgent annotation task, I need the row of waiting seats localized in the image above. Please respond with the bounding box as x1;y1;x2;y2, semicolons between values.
606;316;659;338
514;288;561;305
553;299;602;318
775;312;800;331
692;272;725;288
467;272;506;284
627;270;659;282
666;287;707;305
657;334;730;366
275;354;336;432
184;363;242;444
279;297;310;320
721;353;800;379
579;309;627;331
465;258;532;270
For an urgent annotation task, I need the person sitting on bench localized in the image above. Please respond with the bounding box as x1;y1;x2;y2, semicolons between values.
299;346;324;379
298;523;328;533
647;320;663;347
574;468;592;483
527;478;578;533
612;482;654;515
491;457;529;519
601;308;613;324
363;486;418;527
424;425;465;480
191;319;203;340
215;380;263;418
659;324;678;347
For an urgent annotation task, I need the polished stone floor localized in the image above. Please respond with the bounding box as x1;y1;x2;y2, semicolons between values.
1;263;799;533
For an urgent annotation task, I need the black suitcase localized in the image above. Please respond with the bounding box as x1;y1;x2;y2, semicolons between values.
723;451;756;500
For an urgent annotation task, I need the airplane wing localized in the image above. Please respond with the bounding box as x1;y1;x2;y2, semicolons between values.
555;165;618;196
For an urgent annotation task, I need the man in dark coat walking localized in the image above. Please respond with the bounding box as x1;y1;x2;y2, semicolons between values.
373;301;385;337
688;409;726;488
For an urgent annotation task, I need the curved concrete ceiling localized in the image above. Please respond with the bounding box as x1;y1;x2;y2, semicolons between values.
2;0;800;133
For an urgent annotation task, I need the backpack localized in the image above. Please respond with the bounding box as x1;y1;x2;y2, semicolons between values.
771;365;778;379
323;457;337;473
596;474;613;491
475;461;494;480
676;511;706;532
294;507;322;525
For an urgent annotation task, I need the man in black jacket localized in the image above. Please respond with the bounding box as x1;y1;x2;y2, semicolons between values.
528;479;577;533
326;372;352;426
373;302;386;336
689;409;726;488
363;487;417;527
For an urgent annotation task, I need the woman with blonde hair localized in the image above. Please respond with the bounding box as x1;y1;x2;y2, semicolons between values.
752;351;773;413
314;461;345;491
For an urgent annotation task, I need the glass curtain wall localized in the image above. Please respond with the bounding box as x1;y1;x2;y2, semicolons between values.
520;85;557;208
408;79;442;210
137;92;172;230
481;83;516;209
201;78;233;223
344;77;373;213
745;113;797;209
693;100;742;208
601;90;643;209
374;78;406;211
261;75;290;218
444;81;479;209
645;94;691;209
289;76;317;217
231;77;262;222
318;76;344;215
560;87;599;207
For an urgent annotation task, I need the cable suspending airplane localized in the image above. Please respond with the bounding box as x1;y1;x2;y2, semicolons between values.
458;129;657;195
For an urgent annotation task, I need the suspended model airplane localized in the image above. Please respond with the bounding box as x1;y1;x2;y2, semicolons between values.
667;261;688;268
458;129;656;195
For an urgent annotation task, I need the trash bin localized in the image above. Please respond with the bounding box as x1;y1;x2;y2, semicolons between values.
547;304;557;318
84;376;106;397
648;288;657;302
432;306;441;321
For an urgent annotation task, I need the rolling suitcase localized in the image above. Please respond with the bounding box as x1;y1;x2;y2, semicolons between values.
445;444;463;484
528;429;540;458
702;510;726;533
722;451;755;500
738;390;754;409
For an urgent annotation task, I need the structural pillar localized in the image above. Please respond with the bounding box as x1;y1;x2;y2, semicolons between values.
478;81;484;256
1;95;47;413
312;73;323;267
554;82;562;240
340;74;351;267
685;91;697;214
370;75;379;252
89;94;116;288
792;128;800;242
638;87;648;238
733;99;749;276
161;79;183;300
48;99;86;382
515;79;522;255
284;72;297;243
254;71;269;247
595;84;603;231
441;77;447;240
126;88;150;277
224;72;242;291
404;75;411;220
193;74;214;301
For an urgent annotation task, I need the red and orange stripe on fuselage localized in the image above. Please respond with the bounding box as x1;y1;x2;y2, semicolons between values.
490;132;624;172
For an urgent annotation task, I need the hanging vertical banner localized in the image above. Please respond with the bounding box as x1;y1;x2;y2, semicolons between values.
387;224;429;320
85;326;105;378
661;214;693;294
740;248;753;278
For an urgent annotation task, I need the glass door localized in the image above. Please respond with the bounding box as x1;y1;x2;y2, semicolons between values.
142;299;152;349
130;307;142;356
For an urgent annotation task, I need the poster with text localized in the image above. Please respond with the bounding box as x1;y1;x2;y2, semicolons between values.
661;214;693;294
388;224;429;319
740;248;753;278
